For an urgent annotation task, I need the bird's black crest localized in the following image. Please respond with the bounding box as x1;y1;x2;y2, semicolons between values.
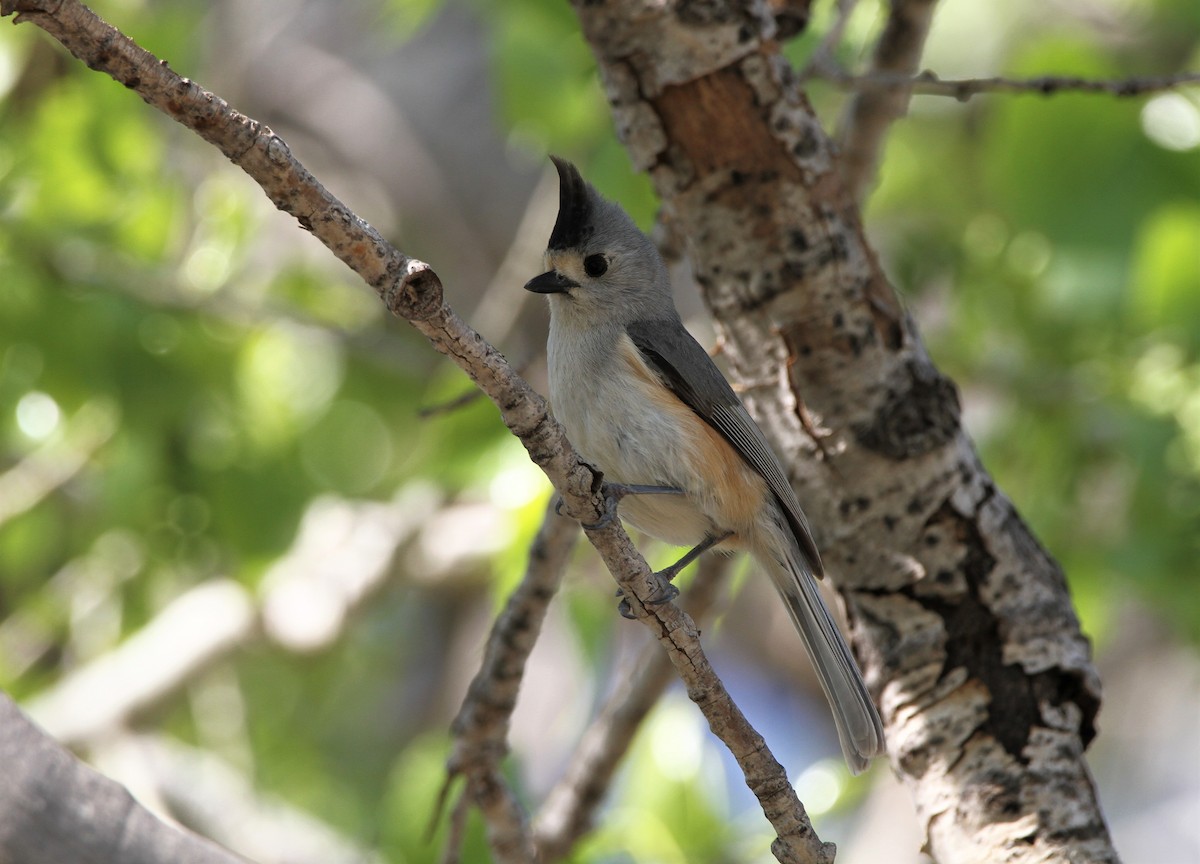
547;156;593;250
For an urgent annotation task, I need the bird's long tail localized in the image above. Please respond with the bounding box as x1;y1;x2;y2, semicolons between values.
751;523;885;774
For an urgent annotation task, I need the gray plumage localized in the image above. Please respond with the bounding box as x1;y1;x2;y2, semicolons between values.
526;156;885;773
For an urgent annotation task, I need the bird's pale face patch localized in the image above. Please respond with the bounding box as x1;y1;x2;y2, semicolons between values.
544;249;583;285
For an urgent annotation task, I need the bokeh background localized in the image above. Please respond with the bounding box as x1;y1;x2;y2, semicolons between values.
1;1;1198;862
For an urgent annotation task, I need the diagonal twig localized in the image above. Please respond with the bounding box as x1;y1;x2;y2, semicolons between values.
836;0;939;204
441;499;581;863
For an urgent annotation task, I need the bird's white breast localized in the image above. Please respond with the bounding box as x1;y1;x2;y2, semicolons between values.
547;323;759;547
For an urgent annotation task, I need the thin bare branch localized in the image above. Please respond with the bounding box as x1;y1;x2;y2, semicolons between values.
438;789;471;864
837;0;939;204
820;66;1200;100
443;500;580;863
419;358;530;418
419;387;489;418
533;554;732;861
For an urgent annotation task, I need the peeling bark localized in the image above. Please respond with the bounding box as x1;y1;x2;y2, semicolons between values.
571;2;1115;861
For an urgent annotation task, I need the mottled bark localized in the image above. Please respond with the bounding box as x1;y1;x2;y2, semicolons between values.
570;2;1115;862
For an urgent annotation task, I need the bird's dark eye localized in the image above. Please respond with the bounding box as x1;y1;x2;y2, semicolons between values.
583;254;608;278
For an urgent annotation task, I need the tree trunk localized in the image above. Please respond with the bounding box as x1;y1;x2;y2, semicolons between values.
570;2;1116;862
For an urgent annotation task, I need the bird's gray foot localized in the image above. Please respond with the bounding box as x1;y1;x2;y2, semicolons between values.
580;482;684;531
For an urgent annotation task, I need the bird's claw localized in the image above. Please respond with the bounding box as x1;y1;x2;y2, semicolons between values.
615;569;681;619
580;495;619;530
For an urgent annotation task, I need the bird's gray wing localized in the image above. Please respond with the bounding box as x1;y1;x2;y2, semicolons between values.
626;317;824;576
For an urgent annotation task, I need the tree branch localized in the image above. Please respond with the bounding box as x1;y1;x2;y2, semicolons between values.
835;0;940;204
1;1;832;861
443;500;580;864
799;0;858;80
819;67;1200;101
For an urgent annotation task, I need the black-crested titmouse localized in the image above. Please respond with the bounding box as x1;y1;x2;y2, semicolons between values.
525;157;885;774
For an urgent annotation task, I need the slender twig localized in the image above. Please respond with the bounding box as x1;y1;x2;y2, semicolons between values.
438;789;471;864
818;67;1200;100
419;386;490;418
2;3;833;861
837;0;939;204
419;357;531;418
442;501;580;863
533;554;732;861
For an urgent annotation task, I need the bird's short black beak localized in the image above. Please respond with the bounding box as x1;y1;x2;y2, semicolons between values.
524;270;578;294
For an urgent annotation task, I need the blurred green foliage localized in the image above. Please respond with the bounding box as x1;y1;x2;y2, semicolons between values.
0;0;1198;861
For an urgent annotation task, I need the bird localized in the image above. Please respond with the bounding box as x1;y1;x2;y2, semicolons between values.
524;156;885;774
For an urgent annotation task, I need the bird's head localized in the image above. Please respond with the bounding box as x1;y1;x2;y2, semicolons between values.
524;157;673;328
